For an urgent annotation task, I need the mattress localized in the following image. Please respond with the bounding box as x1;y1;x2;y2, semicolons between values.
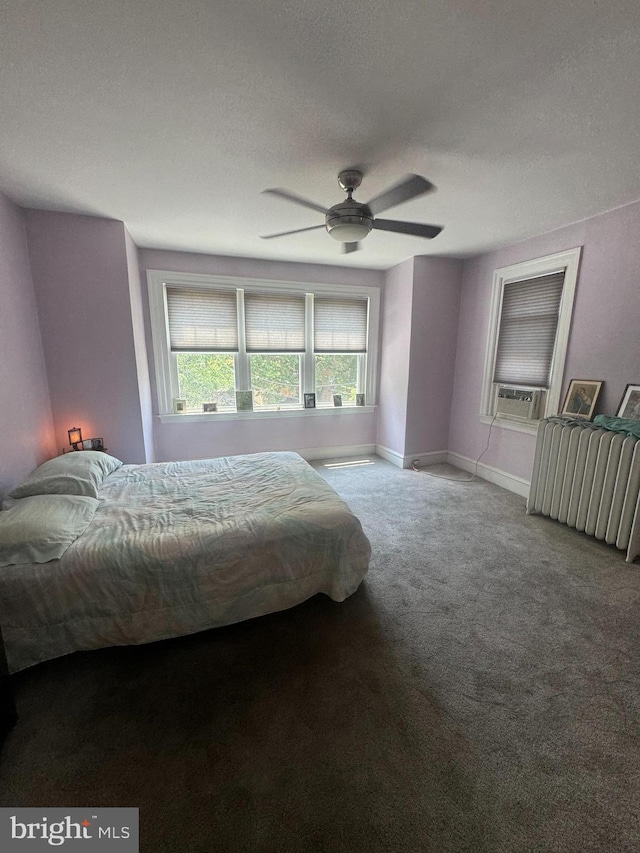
0;452;371;672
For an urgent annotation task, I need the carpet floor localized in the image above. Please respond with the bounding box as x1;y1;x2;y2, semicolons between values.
1;456;639;852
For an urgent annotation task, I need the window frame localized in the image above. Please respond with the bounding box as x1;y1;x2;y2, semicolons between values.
480;247;581;430
147;270;380;421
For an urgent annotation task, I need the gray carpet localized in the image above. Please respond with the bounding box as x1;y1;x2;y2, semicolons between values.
1;456;639;852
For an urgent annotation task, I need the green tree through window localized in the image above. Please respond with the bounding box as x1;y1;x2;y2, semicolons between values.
176;353;235;410
250;354;300;407
315;354;358;404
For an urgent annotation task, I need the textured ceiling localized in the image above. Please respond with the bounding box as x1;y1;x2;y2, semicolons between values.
1;0;640;269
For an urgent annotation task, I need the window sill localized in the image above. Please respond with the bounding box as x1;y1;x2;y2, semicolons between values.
159;405;376;424
479;414;540;435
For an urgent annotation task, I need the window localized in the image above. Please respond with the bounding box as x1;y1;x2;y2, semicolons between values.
147;271;380;418
313;296;367;405
481;248;581;425
493;272;565;387
245;291;305;408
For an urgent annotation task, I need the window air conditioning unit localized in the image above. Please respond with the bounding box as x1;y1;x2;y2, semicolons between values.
496;386;544;420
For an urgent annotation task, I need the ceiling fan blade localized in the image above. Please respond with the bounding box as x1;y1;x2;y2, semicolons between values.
373;219;443;239
366;174;435;216
263;188;328;215
342;242;360;254
260;224;326;240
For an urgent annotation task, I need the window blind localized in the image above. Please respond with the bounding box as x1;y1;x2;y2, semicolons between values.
166;287;239;352
493;272;565;387
314;297;368;353
244;292;305;352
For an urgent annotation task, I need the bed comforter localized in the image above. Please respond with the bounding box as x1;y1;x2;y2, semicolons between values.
0;452;371;672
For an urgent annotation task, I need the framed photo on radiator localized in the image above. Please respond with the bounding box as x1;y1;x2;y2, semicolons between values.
616;384;640;420
561;379;603;420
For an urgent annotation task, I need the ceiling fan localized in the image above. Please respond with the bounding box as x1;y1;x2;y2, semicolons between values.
261;169;443;253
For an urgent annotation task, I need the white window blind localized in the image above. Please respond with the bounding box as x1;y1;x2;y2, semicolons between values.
493;272;565;387
244;292;305;352
166;287;239;352
314;297;368;353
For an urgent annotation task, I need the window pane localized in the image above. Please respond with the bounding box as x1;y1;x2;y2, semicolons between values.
167;287;238;352
250;354;300;407
176;353;236;411
314;297;368;352
245;292;305;351
315;354;358;404
493;272;564;387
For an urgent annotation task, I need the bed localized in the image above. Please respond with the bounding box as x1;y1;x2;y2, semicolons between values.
0;450;371;672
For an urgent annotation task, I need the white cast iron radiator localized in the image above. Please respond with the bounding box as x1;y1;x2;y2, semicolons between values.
527;418;640;563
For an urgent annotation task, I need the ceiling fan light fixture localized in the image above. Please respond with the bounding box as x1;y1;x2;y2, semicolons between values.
326;220;372;242
325;200;373;242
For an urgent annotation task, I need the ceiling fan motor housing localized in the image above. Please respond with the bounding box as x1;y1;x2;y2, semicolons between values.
325;200;373;242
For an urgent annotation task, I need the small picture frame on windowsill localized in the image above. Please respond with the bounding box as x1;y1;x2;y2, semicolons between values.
333;395;343;407
236;391;254;412
304;393;316;409
356;394;365;407
173;398;187;414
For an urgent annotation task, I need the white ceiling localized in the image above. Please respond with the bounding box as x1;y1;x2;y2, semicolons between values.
1;0;640;269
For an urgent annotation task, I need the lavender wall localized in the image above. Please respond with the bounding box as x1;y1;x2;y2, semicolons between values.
25;211;149;463
125;229;155;462
138;248;384;461
450;200;640;482
377;256;463;461
376;258;414;456
152;412;377;462
405;256;462;457
0;194;55;496
139;249;385;290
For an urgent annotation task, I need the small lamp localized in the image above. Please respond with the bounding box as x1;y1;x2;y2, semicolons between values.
68;427;83;449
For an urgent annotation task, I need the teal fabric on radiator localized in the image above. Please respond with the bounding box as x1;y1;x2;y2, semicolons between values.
593;414;640;439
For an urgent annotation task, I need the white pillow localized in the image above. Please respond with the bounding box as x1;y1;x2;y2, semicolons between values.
0;494;99;566
9;451;122;500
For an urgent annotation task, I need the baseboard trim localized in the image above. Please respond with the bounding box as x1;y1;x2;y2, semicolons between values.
298;443;377;462
375;444;405;467
447;452;530;498
406;451;448;469
376;445;448;470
